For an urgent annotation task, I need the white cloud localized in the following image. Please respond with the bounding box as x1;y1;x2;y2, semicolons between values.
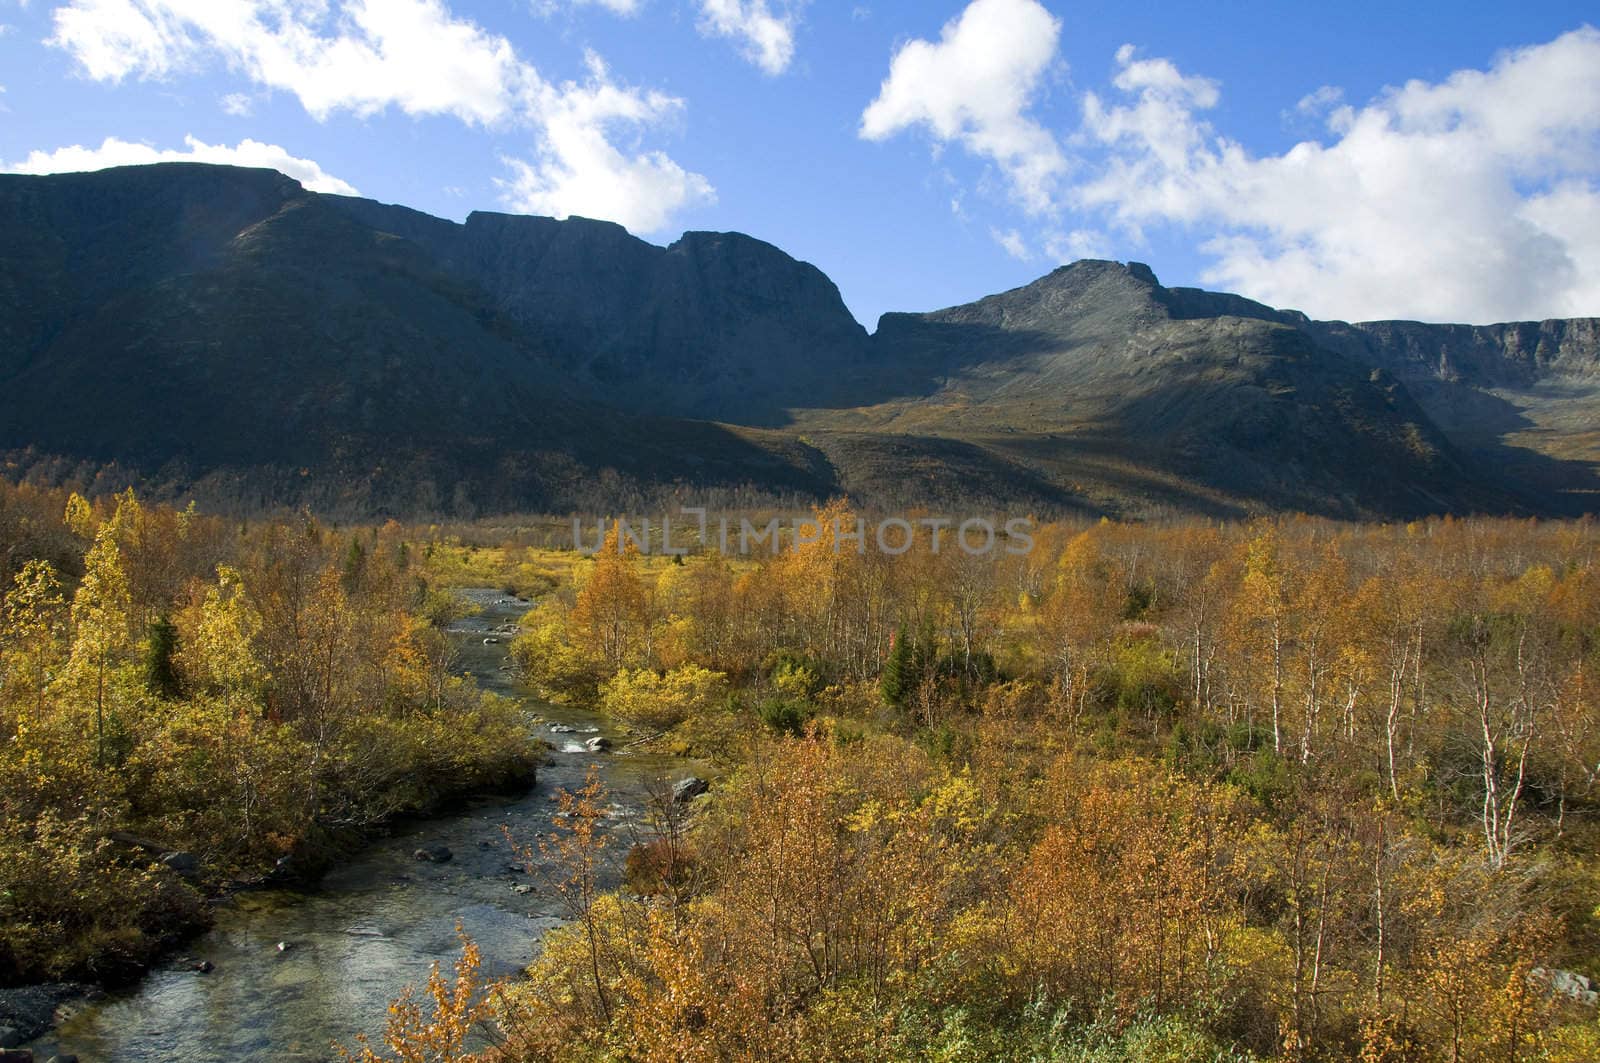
698;0;804;76
533;0;642;16
49;0;531;123
1075;28;1600;321
1043;228;1109;263
862;9;1600;322
860;0;1066;214
46;0;713;233
1294;84;1344;117
3;134;360;194
991;227;1029;260
497;52;715;233
220;90;251;115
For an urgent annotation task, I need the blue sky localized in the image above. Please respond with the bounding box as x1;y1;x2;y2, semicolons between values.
2;0;1597;328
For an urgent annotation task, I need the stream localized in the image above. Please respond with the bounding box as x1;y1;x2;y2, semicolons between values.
26;589;697;1062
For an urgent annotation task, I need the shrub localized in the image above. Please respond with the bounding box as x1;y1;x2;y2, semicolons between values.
599;665;729;731
756;696;813;737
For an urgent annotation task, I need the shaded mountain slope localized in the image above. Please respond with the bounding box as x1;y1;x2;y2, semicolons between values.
0;165;840;514
802;261;1514;518
327;197;872;424
1;164;1596;518
991;263;1600;514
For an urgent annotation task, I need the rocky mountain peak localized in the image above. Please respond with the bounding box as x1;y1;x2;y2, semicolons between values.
1;163;1597;519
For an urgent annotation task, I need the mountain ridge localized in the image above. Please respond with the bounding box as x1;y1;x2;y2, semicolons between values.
1;163;1595;519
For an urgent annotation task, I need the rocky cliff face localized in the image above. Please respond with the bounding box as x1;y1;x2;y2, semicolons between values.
1083;261;1600;391
326;199;871;423
1;163;1596;518
1307;318;1600;387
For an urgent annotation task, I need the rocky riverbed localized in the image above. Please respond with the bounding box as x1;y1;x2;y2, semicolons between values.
20;590;703;1063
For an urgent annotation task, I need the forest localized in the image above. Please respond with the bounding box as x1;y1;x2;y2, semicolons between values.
4;485;1600;1060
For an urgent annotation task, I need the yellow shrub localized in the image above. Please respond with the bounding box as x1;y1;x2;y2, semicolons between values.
600;665;729;731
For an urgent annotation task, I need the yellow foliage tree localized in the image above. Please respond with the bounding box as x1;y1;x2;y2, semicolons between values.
599;665;728;732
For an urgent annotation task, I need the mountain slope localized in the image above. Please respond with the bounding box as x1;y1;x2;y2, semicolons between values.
1;163;1595;519
797;261;1513;518
1027;266;1600;513
0;164;840;514
326;197;872;424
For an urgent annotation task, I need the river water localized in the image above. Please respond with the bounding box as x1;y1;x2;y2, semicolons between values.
27;590;695;1062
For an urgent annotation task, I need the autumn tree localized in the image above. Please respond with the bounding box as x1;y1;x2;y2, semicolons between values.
571;527;652;672
0;559;66;732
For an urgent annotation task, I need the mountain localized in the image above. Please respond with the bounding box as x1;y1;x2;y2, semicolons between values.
806;261;1500;517
0;164;841;515
1068;269;1600;512
326;196;873;424
0;163;1595;519
800;260;1598;517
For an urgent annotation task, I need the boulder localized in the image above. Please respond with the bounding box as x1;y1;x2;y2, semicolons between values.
159;850;199;874
549;724;577;734
672;777;710;804
1531;967;1599;1007
0;984;93;1048
0;1049;32;1062
413;844;453;863
585;736;612;753
264;853;298;884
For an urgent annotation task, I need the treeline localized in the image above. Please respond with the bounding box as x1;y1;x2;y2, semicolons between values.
0;448;846;525
440;504;1600;1062
0;487;535;985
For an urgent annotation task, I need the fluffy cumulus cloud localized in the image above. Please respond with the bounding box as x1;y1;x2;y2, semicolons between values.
45;0;712;233
863;0;1600;323
3;133;358;192
3;134;359;193
1076;30;1600;322
860;0;1066;214
49;0;528;122
697;0;805;76
497;52;715;233
533;0;642;17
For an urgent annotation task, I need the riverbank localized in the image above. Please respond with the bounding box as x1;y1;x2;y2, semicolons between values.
21;590;705;1063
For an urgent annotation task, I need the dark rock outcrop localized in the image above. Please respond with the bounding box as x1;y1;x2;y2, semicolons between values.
0;984;96;1048
672;777;710;804
158;851;199;875
412;845;453;864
